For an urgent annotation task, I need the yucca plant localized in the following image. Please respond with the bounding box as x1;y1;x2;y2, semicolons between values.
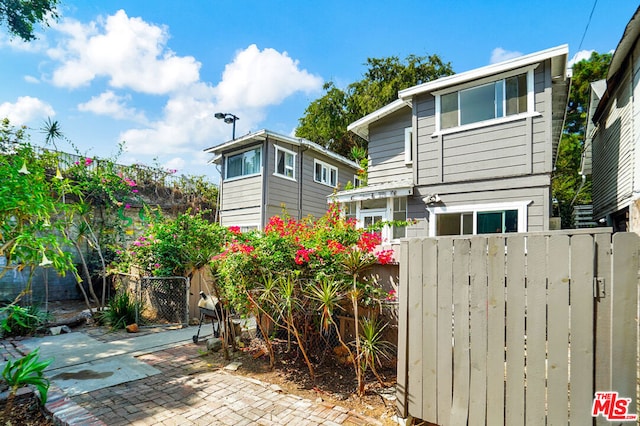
358;316;396;385
99;291;142;330
2;347;52;417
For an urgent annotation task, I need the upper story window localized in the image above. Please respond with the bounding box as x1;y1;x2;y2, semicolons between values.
314;159;338;187
225;146;261;180
404;127;413;165
275;145;296;179
439;71;531;130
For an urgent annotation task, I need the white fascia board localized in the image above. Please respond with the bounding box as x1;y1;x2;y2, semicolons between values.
347;99;410;141
399;44;569;100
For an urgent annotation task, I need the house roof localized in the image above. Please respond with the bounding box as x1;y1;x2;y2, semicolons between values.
203;129;359;169
330;179;414;203
347;99;411;141
581;80;607;176
592;6;640;123
347;45;569;143
398;44;568;99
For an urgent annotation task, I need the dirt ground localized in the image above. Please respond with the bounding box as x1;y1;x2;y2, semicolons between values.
9;300;400;425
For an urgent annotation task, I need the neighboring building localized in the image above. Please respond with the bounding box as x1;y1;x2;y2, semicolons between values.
587;6;640;233
205;129;359;230
333;45;570;241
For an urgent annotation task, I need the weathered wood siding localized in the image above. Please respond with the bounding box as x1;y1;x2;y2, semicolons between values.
415;63;551;186
367;107;413;186
397;230;639;425
593;64;634;219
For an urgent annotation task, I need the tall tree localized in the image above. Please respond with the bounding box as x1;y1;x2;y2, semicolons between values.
552;51;612;227
0;0;59;41
296;54;454;157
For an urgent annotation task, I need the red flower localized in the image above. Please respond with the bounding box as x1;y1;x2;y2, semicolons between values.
375;249;394;265
228;226;241;235
327;239;346;254
357;232;381;252
294;247;314;265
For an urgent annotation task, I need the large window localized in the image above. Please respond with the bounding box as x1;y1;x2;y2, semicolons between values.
439;72;529;130
225;147;261;179
314;159;338;187
275;146;296;179
429;201;529;236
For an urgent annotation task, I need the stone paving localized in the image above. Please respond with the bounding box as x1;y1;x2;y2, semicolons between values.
3;336;385;425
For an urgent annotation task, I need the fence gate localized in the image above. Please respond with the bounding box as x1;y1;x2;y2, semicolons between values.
137;276;190;326
396;230;639;425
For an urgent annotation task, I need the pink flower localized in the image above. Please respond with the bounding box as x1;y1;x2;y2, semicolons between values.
132;189;139;193
84;158;93;166
385;289;397;301
154;263;161;268
125;204;131;209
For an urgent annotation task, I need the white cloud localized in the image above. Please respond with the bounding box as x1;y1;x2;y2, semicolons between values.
78;91;146;123
24;75;40;84
490;47;523;64
0;96;55;125
163;157;186;173
215;44;323;109
568;50;595;68
48;10;200;94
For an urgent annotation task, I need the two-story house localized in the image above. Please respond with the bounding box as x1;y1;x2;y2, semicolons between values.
205;129;359;230
587;6;640;233
333;45;569;241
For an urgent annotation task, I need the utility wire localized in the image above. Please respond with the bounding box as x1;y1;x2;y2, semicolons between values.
578;0;599;52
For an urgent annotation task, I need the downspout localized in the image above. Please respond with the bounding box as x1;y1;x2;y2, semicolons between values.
215;163;223;224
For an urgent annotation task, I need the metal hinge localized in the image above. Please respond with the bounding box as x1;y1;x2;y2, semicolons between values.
594;277;605;298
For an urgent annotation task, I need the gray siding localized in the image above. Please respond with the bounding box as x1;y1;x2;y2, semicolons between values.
592;64;634;219
301;151;356;219
219;205;261;227
415;63;552;186
367;108;413;186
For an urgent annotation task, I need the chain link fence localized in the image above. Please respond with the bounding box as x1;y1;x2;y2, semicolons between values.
136;276;189;326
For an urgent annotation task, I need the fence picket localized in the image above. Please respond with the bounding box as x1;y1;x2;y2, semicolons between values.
486;236;506;426
547;235;570;425
594;232;612;426
436;238;454;426
468;237;488;425
505;235;526;425
569;234;595;425
422;238;438;420
396;240;410;417
407;238;423;418
450;238;471;425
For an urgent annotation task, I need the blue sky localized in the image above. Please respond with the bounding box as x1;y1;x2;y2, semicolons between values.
0;0;637;181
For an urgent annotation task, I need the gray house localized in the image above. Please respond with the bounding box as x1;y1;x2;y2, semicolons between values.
587;6;640;233
333;45;569;241
205;129;359;230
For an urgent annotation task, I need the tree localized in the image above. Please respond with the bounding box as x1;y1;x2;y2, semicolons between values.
0;0;59;41
296;54;454;158
552;51;612;227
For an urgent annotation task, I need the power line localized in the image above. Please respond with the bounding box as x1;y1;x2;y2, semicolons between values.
578;0;599;52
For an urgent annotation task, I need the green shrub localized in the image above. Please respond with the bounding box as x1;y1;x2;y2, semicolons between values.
2;347;52;405
0;305;51;337
99;292;142;330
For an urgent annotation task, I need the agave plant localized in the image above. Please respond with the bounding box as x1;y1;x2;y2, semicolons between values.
2;347;52;417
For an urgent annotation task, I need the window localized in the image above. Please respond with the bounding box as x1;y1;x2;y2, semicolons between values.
429;201;529;236
439;71;530;130
314;160;338;187
343;202;357;222
275;146;296;179
393;197;407;239
225;147;261;179
404;127;413;164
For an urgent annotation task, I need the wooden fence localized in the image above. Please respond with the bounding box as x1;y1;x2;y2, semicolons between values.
396;229;639;425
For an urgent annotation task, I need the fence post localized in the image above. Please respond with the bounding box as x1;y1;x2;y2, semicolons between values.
396;239;410;418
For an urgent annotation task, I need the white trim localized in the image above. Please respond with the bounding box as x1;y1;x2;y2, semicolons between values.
274;144;297;180
404;127;413;165
431;111;542;138
313;159;338;188
427;200;532;236
347;99;410;140
224;146;262;181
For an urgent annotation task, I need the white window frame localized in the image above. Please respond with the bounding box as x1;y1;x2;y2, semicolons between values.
404;127;413;165
314;159;338;187
274;145;297;181
224;146;262;181
427;200;531;236
343;196;408;243
434;67;537;135
353;174;362;188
